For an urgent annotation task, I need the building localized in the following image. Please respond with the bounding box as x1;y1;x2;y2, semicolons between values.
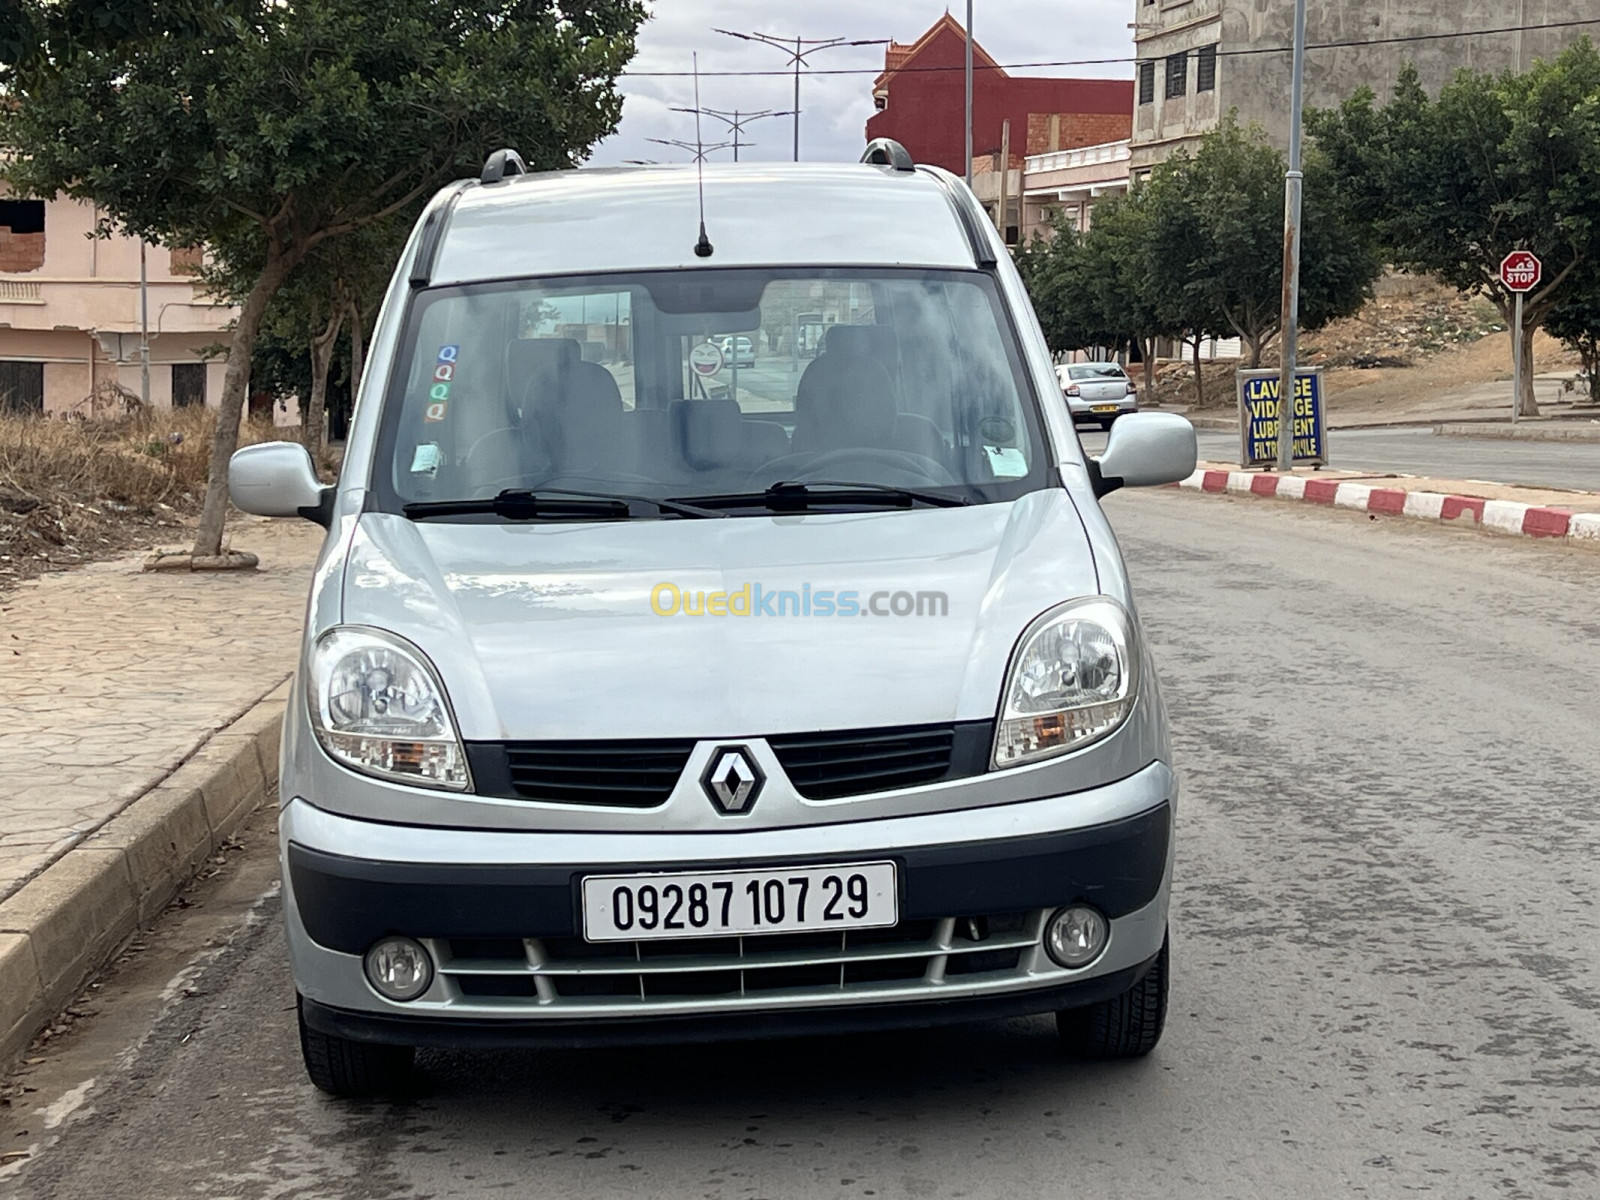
1020;138;1132;243
0;187;235;415
1133;0;1598;174
868;13;1134;183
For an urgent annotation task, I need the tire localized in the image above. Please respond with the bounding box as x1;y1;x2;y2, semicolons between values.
1056;931;1168;1060
297;996;415;1097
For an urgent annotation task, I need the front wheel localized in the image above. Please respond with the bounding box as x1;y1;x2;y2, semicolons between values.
298;996;415;1097
1056;931;1168;1059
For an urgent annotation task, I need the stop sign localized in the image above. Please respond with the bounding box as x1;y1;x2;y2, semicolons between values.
1500;250;1543;293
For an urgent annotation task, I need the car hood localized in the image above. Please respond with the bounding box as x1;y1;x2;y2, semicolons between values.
337;492;1101;740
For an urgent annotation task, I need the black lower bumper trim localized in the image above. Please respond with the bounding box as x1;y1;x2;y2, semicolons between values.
299;956;1155;1050
287;801;1171;955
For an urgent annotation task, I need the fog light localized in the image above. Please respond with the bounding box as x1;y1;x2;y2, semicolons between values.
1045;905;1108;969
363;936;433;1002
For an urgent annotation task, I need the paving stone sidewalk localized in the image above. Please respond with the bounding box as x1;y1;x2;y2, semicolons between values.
0;518;323;902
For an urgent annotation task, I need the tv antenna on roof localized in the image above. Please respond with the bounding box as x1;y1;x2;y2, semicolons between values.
692;52;714;259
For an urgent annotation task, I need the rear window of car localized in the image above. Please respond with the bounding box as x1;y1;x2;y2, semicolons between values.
1067;365;1128;381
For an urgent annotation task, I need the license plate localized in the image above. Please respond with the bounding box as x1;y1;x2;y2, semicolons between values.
1092;404;1120;413
581;862;898;942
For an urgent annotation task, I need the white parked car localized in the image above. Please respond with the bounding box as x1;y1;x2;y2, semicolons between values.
229;139;1197;1096
1058;362;1139;429
718;335;756;367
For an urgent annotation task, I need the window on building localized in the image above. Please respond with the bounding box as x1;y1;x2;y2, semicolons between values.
0;201;45;235
1197;45;1218;93
172;362;206;409
0;361;44;413
874;93;887;111
0;200;47;273
1138;61;1156;106
1166;51;1189;100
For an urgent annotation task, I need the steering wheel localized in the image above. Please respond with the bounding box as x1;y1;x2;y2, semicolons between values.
744;448;956;491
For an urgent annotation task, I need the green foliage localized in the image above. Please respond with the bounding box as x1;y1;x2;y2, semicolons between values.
1545;276;1600;399
1308;40;1600;413
1141;118;1379;367
0;0;644;552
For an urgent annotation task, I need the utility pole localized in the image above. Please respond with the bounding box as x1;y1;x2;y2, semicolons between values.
671;106;796;163
138;240;150;409
714;29;889;161
965;0;974;186
1275;0;1308;475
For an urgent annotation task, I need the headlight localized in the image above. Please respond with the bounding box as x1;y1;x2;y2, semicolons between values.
993;598;1138;768
308;627;471;790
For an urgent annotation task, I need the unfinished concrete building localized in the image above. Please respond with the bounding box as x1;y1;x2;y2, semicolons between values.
1132;1;1597;173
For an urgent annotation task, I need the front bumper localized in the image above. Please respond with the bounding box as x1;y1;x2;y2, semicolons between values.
280;767;1174;1046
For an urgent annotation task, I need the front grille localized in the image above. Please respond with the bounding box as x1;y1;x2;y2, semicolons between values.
464;722;993;807
465;740;695;808
768;722;993;800
434;910;1042;1011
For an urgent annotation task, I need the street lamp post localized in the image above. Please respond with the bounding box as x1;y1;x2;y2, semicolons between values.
713;29;889;161
1276;0;1308;476
645;137;736;163
671;106;797;162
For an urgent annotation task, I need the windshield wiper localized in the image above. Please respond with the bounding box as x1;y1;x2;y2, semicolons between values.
670;480;971;513
403;488;726;521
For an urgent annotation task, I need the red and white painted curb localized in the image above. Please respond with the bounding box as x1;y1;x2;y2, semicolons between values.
1177;469;1600;545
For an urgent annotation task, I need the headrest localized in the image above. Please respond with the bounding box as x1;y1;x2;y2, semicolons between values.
669;399;743;466
824;324;896;360
506;337;580;380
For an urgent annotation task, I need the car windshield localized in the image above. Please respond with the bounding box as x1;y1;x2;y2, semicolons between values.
377;268;1048;514
1067;365;1127;381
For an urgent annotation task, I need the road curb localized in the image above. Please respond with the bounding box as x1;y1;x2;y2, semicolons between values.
1433;421;1600;442
1176;469;1600;545
0;680;289;1067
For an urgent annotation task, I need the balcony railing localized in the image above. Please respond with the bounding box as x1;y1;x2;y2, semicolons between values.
0;279;44;303
1025;140;1132;175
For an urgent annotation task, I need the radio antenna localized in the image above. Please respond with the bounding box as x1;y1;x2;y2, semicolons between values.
692;52;714;258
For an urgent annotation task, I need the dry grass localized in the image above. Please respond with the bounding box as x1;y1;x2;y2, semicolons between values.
0;401;302;587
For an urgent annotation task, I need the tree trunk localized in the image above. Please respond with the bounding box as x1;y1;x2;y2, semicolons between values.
1191;335;1205;407
302;303;345;461
191;251;296;558
1247;334;1263;370
1140;336;1156;396
1518;320;1540;418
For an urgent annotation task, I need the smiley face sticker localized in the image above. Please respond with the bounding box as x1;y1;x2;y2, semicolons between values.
424;345;459;422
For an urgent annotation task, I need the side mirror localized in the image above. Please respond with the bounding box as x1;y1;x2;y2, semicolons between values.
1091;412;1197;498
229;441;334;526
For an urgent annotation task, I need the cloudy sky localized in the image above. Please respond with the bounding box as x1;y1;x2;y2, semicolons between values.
590;1;1135;166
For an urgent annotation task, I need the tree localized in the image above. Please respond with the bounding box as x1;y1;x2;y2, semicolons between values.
1141;118;1380;372
1309;42;1600;416
1544;268;1600;400
1015;192;1180;395
2;0;643;556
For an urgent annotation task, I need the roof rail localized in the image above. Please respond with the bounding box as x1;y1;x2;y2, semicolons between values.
861;138;915;172
409;181;473;289
920;168;999;269
480;148;527;185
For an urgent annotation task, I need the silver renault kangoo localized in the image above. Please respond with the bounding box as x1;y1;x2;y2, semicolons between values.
230;140;1197;1097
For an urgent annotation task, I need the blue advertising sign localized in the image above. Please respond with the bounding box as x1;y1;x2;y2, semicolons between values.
1237;368;1328;467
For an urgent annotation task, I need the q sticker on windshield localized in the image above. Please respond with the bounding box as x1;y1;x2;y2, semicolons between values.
424;345;458;422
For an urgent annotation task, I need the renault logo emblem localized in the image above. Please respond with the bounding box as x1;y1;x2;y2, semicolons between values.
701;746;764;814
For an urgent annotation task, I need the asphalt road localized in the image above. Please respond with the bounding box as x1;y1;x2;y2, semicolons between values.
1194;427;1600;492
6;492;1600;1199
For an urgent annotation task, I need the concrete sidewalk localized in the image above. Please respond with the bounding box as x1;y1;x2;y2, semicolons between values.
0;517;321;1061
